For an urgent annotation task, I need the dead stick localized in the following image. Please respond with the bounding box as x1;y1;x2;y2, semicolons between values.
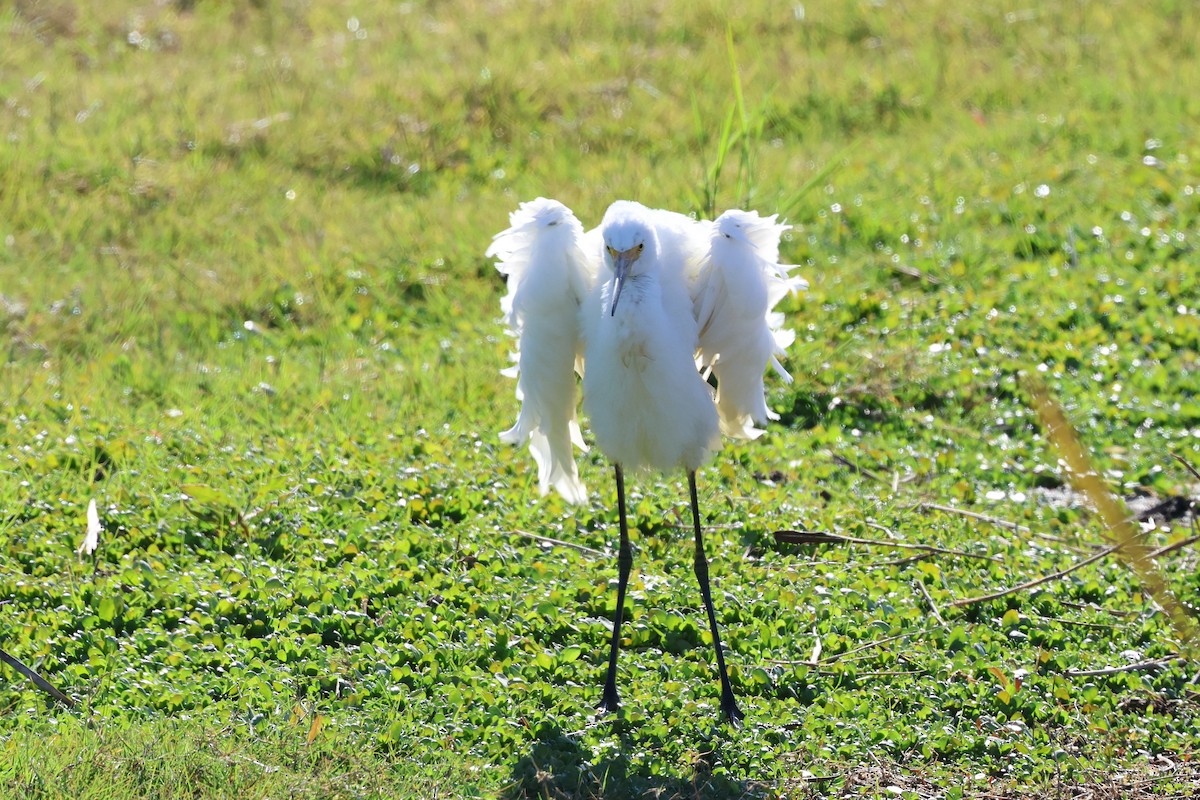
949;544;1121;607
0;647;77;708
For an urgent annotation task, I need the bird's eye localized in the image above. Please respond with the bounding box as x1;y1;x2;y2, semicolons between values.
636;243;644;252
547;221;558;227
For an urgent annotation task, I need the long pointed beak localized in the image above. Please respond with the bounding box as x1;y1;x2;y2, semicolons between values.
608;250;637;316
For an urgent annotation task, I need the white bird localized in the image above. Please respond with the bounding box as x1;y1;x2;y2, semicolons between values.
492;197;805;724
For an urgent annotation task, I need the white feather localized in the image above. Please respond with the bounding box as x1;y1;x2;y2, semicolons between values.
491;198;595;503
78;498;101;557
693;210;807;439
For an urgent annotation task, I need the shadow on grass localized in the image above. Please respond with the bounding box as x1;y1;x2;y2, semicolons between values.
501;721;771;800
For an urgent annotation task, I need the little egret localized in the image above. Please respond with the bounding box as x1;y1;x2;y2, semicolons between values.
491;198;805;724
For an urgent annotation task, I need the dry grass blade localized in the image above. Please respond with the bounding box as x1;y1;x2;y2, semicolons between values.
1027;377;1200;651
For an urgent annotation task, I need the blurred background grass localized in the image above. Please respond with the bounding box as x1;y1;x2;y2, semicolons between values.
3;0;1196;501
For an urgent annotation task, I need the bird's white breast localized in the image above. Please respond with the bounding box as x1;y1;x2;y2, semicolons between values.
582;272;720;473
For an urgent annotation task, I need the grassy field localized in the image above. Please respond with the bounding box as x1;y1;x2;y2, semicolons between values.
2;0;1199;797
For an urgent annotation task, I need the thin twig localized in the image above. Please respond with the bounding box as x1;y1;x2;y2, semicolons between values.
917;500;1037;533
918;500;1101;551
1066;656;1183;678
768;631;922;667
1032;613;1126;632
861;521;896;537
830;454;887;485
1058;599;1138;618
867;553;934;569
887;261;942;285
773;529;1000;562
1145;535;1200;561
913;579;949;629
506;529;604;557
825;633;916;662
818;668;928;678
1173;453;1200;483
949;544;1121;607
0;647;77;708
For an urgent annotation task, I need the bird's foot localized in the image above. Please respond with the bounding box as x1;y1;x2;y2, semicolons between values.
598;684;621;715
721;694;745;728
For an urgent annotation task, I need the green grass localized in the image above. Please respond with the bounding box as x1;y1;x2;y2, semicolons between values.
2;0;1199;797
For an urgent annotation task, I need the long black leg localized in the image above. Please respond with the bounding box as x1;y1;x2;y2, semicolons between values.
599;464;633;713
689;470;744;725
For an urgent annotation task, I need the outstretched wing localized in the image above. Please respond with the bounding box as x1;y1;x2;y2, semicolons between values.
489;198;597;503
692;210;808;439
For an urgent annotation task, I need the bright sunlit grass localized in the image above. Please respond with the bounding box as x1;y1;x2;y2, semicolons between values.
2;1;1199;797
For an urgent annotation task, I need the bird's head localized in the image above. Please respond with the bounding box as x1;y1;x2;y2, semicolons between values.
715;212;749;243
516;197;583;234
601;205;656;316
714;209;787;254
